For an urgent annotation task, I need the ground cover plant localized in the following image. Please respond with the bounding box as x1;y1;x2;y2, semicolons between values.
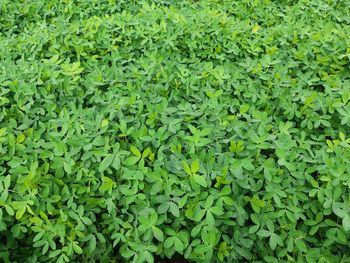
1;0;350;262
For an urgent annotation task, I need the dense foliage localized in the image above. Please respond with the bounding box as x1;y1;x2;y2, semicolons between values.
1;0;350;262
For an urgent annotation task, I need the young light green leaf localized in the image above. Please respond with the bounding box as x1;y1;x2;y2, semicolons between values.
182;160;192;175
130;146;142;158
191;159;200;174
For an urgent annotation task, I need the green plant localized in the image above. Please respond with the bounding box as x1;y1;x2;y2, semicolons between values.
1;0;350;262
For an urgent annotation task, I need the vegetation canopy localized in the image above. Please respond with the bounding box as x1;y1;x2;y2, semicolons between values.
0;0;350;262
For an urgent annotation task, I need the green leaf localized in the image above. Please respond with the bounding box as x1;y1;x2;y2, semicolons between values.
4;175;10;189
99;154;115;173
269;234;283;250
178;195;188;208
210;206;224;216
205;195;214;209
193;174;207;187
81;217;92;225
294;239;307;252
124;156;140;166
152;226;164;242
257;229;271;238
250;196;265;213
49;250;61;258
191;159;200;174
342;214;350;231
158;202;170;214
194;244;211;254
182;160;192;175
222;196;234;206
101;119;109;128
242;158;254;171
143;251;153;263
194;209;206;221
130;146;142;158
249;225;260;234
16;133;25;144
112;155;121;170
188;125;197;134
174;238;184;252
5;205;14;216
206;211;215;225
169;202;180;217
89;236;97;253
199;128;211;137
0;128;7;137
72;242;83;254
68;211;80;221
164;237;175;248
61;62;84;76
142;147;151;159
99;176;114;192
15;204;26;220
63;162;72;174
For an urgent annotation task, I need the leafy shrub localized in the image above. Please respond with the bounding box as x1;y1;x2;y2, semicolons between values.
1;0;350;262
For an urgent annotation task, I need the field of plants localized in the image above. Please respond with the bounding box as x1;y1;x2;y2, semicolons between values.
1;0;350;262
